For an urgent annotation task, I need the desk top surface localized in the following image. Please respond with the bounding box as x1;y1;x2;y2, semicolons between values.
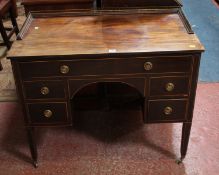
8;10;204;58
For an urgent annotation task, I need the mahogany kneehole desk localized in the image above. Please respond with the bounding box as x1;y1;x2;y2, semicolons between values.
7;9;204;167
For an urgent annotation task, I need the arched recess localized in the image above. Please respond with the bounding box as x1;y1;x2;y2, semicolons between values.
69;78;145;111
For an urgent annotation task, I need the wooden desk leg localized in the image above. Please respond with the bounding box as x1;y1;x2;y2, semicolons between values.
27;127;38;168
0;62;2;71
177;122;192;164
96;0;102;8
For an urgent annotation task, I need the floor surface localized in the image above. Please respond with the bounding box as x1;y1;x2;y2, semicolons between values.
0;83;219;175
183;0;219;82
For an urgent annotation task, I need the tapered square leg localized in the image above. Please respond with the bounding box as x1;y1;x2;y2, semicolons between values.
26;127;38;168
0;62;2;71
177;122;192;164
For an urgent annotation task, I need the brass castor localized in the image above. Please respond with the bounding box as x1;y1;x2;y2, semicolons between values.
33;161;38;168
176;156;185;165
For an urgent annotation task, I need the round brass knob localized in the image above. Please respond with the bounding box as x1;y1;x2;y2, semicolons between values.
40;87;50;95
43;110;53;118
165;83;175;92
144;62;153;71
164;107;173;115
60;65;70;74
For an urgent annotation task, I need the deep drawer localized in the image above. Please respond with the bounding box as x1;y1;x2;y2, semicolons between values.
23;80;66;100
147;99;188;123
19;56;192;79
27;102;69;125
149;76;190;97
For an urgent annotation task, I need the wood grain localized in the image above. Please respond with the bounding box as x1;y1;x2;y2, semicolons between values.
8;11;204;58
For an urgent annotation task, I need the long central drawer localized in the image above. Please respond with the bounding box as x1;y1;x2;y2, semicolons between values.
19;56;192;79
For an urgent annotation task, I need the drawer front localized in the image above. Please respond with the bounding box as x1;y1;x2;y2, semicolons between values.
19;56;192;79
23;80;66;100
102;0;178;8
27;102;69;125
102;0;146;8
149;76;190;97
147;99;188;122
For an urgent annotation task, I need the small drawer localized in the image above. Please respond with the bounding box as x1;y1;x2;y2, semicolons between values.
19;56;192;79
149;76;190;97
23;80;66;100
147;99;188;123
27;102;69;125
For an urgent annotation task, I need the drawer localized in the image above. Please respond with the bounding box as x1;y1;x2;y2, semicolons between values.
102;0;167;8
147;99;188;123
149;76;190;97
19;56;192;79
23;80;66;100
27;102;69;125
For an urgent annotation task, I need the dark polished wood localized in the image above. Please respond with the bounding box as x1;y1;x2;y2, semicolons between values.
9;10;203;57
178;122;192;163
18;56;192;79
0;61;2;70
27;102;69;126
21;0;95;15
22;0;183;14
23;80;67;99
101;0;182;9
26;127;38;167
8;9;204;167
149;76;190;97
147;99;188;123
